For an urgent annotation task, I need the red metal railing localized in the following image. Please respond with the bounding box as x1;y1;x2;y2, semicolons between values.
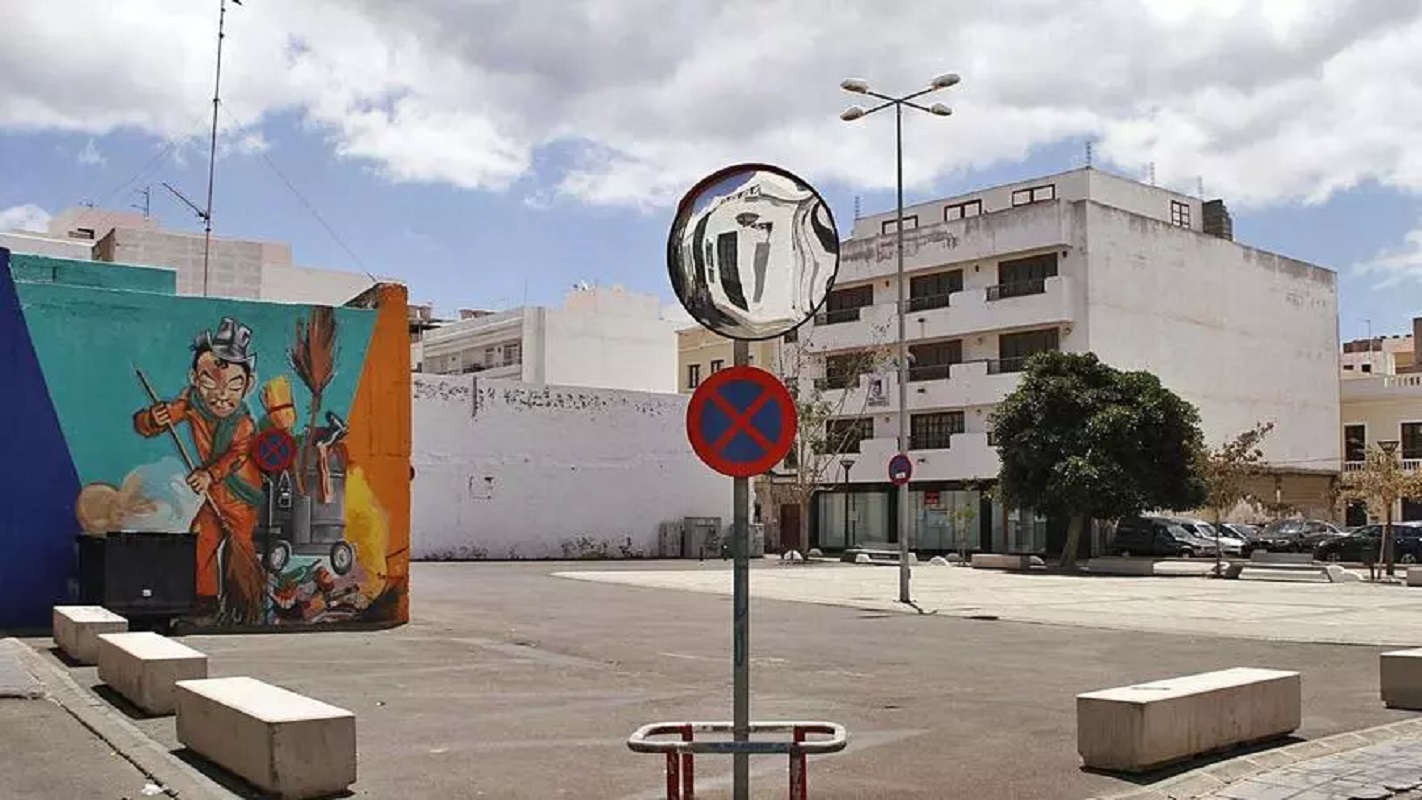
628;721;848;800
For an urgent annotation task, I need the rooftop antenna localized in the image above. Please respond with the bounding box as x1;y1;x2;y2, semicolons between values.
1085;140;1093;168
161;182;209;227
854;195;861;219
1147;162;1157;186
131;186;152;219
199;0;241;297
1196;176;1205;200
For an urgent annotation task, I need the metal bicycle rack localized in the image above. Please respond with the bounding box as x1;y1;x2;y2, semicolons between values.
628;721;847;800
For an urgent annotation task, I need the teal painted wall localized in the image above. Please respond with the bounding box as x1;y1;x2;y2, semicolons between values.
10;253;177;295
14;281;375;509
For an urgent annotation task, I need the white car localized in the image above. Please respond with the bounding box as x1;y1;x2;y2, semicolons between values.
1174;518;1245;556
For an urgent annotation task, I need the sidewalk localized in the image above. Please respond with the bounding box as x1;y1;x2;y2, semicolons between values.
1098;719;1422;800
0;638;166;800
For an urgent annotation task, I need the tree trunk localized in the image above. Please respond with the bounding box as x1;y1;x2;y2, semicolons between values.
798;496;812;555
1060;514;1086;571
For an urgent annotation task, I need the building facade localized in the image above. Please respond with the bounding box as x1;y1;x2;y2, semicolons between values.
1341;318;1422;524
419;285;682;394
781;167;1340;556
676;325;781;393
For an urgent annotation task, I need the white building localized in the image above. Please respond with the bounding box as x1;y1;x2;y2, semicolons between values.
785;166;1340;556
411;374;731;559
1341;318;1422;524
4;206;388;305
418;284;683;394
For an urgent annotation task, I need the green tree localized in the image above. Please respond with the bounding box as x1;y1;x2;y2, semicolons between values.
1196;421;1275;572
1339;444;1422;576
991;351;1208;570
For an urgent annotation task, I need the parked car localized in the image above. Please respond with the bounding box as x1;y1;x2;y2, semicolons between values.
1314;522;1422;563
1242;519;1343;556
1109;517;1199;557
1170;518;1244;557
1219;523;1261;542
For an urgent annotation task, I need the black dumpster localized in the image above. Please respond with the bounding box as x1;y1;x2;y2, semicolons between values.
75;532;197;622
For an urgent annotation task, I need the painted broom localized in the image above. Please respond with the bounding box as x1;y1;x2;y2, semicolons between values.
289;307;337;496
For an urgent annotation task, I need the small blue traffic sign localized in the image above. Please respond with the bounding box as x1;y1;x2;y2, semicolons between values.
687;365;798;478
888;453;913;486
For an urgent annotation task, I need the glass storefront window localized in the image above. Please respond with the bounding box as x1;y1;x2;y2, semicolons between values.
817;490;890;548
914;489;985;551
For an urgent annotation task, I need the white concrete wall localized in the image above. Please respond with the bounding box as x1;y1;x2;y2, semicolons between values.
411;375;731;560
1086;170;1201;232
541;305;679;394
1079;201;1341;470
260;264;378;305
0;232;93;260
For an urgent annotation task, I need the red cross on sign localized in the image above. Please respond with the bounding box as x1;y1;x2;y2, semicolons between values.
686;365;798;478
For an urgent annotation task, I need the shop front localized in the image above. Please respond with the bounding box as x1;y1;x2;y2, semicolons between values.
810;481;1053;555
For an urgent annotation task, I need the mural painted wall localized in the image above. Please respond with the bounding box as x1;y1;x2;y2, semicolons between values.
0;249;410;631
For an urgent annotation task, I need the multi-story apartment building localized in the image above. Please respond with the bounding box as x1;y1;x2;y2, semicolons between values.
1341;317;1422;524
420;285;683;393
778;167;1340;557
676;325;780;393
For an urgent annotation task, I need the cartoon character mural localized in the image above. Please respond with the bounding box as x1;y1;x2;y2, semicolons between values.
69;302;404;629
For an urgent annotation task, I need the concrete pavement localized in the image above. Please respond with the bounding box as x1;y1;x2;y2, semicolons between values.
556;560;1422;646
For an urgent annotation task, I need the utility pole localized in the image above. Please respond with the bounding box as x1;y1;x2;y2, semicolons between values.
202;0;240;296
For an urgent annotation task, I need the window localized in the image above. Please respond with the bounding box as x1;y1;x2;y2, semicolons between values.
908;270;964;312
911;411;965;450
1010;184;1056;206
483;346;497;366
944;199;983;221
72;227;96;240
687;363;701;389
1362;364;1373;373
1344;364;1355;371
908;340;962;382
824;418;874;454
503;342;521;366
994;328;1060;373
881;215;919;235
1404;422;1422;460
990;252;1058;299
1170;200;1191;228
1344;424;1367;462
819;284;874;325
710;359;724;374
822;353;868;390
783;327;798;344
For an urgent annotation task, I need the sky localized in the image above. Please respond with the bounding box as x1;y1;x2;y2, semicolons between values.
1;0;1421;340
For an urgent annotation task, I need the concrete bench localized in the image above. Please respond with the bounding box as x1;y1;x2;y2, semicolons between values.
1381;649;1422;710
53;606;127;665
970;554;1032;571
1077;667;1301;772
1407;569;1422;587
1085;557;1157;576
176;677;356;799
97;632;207;716
1250;552;1315;565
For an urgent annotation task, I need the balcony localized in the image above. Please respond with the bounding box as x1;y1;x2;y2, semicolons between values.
835;199;1073;285
1341;373;1422;404
800;275;1073;353
858;432;1000;482
1344;459;1422;473
817;360;1023;414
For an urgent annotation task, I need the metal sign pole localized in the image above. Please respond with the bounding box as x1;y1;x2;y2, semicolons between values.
731;338;751;800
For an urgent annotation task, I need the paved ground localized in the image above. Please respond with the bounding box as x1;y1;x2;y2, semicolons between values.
558;560;1422;647
0;641;161;800
22;561;1420;799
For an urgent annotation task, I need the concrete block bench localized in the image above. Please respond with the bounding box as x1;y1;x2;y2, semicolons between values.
1407;569;1422;587
1085;557;1157;576
53;606;127;665
1381;648;1422;710
1250;551;1315;565
176;677;356;799
970;554;1032;571
1077;667;1301;772
97;632;207;716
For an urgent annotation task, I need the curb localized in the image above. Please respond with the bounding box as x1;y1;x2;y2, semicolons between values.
3;638;232;800
1093;717;1422;799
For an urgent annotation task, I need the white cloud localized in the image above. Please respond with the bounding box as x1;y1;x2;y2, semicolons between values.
3;1;1422;210
77;138;105;166
0;203;52;233
1356;222;1422;287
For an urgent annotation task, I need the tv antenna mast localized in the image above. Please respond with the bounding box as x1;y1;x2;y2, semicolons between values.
161;182;209;225
131;186;152;220
197;0;241;296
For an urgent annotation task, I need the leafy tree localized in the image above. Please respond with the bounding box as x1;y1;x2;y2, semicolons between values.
771;326;892;554
991;351;1207;569
1195;421;1275;570
1338;444;1422;576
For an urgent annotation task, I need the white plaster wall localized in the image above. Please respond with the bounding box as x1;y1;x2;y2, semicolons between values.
1079;201;1341;470
411;375;731;560
260;263;380;305
541;306;679;394
1086;170;1201;232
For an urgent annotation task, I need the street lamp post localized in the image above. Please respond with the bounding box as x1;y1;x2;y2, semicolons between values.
840;457;857;548
1380;439;1401;575
840;73;960;604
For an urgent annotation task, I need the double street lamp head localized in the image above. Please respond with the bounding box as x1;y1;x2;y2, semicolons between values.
840;78;870;94
928;103;952;116
930;73;961;90
840;106;867;121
